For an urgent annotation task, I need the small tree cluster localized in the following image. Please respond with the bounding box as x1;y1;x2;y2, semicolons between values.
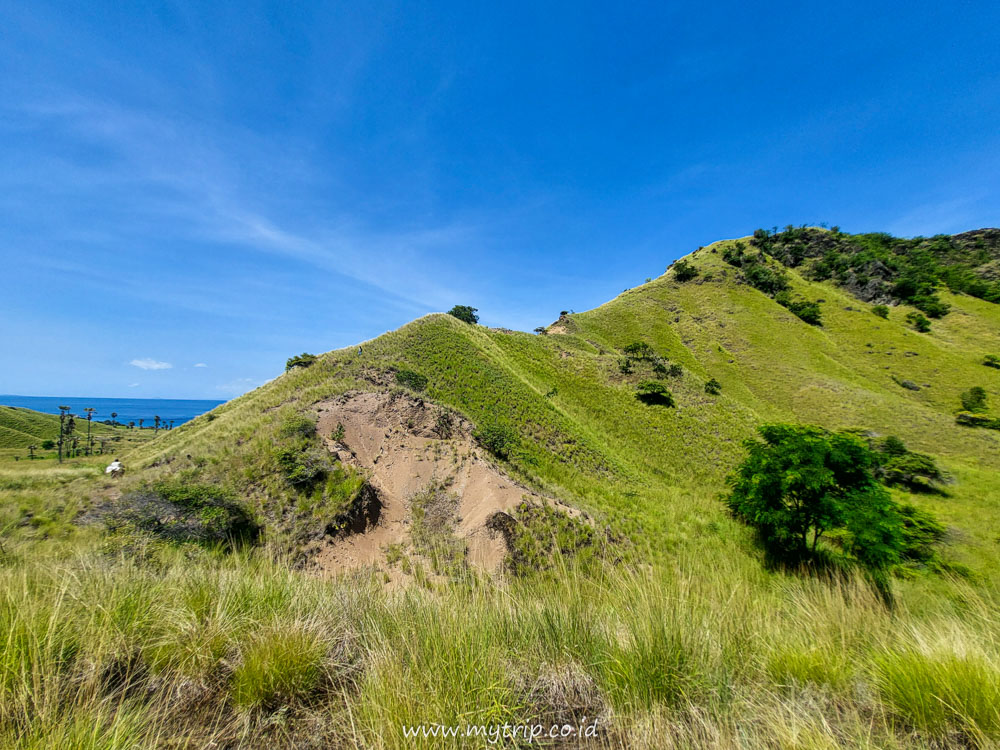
448;305;479;325
775;292;823;326
872;304;890;319
286;353;317;371
672;259;698;282
704;378;722;395
983;354;1000;369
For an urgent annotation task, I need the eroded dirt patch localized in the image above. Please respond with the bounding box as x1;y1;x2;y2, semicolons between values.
309;391;579;581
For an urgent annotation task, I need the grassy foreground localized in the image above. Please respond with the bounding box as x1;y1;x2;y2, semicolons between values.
3;230;1000;747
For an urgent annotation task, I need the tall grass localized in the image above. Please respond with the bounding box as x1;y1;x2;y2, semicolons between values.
2;539;998;748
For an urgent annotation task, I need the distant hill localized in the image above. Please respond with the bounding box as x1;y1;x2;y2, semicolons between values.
0;405;120;449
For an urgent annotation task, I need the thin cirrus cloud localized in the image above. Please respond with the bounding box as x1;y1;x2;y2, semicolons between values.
193;363;208;368
129;358;172;370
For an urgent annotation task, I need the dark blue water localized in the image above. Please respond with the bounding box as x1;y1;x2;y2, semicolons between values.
0;395;224;426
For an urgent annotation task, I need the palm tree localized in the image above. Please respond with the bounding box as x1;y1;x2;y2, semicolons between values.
57;405;70;463
128;421;135;430
84;407;96;455
138;419;144;430
28;444;37;460
154;415;161;433
169;420;174;430
111;411;118;426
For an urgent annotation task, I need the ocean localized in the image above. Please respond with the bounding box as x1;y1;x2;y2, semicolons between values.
0;395;225;426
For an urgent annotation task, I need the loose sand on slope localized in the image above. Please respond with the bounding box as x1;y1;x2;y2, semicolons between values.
309;391;576;580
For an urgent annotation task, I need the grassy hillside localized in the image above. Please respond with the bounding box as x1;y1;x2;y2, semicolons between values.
4;229;1000;748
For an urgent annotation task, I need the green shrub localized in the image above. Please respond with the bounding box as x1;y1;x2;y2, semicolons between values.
960;386;988;413
984;354;1000;369
672;259;698;282
777;296;823;326
285;353;317;371
447;305;479;324
704;378;722;395
905;312;931;333
395;368;428;391
956;411;1000;430
667;363;683;377
872;304;890;319
279;413;317;440
880;453;946;493
743;262;789;295
896;503;946;564
108;482;258;547
475;421;519;460
635;381;675;407
623;342;655;360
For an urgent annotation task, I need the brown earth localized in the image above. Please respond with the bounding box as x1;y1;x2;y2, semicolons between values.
309;390;577;581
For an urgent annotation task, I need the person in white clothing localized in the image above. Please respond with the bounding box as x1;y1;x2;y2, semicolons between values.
106;458;124;478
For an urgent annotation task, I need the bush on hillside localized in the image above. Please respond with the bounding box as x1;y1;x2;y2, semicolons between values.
395;368;428;391
704;378;722;395
667;363;683;377
623;342;655;360
983;354;1000;368
960;386;988;413
475;420;520;460
107;482;258;547
905;312;931;333
872;305;890;319
285;353;318;371
743;262;790;295
725;424;904;573
448;305;479;324
672;259;698;282
775;292;823;326
635;380;675;407
956;411;1000;430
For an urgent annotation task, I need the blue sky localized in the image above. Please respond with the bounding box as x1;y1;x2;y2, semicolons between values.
2;1;999;399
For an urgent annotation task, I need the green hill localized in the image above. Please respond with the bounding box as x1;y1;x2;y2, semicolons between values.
6;227;1000;749
129;228;1000;573
0;405;121;449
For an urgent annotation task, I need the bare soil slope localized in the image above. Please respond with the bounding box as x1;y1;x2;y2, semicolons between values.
311;391;577;579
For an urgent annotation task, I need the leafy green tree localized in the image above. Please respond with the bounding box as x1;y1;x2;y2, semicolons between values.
984;354;1000;369
725;424;903;570
447;305;479;324
704;378;722;395
960;386;988;413
285;353;318;371
672;259;698;282
635;380;675;406
623;341;654;360
872;305;890;319
41;440;55;450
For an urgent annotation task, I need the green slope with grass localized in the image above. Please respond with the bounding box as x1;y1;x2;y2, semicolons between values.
129;231;1000;572
5;228;1000;749
0;405;121;449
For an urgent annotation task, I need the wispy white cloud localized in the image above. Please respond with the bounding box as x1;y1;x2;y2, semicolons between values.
193;362;207;368
130;358;172;370
128;382;140;387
